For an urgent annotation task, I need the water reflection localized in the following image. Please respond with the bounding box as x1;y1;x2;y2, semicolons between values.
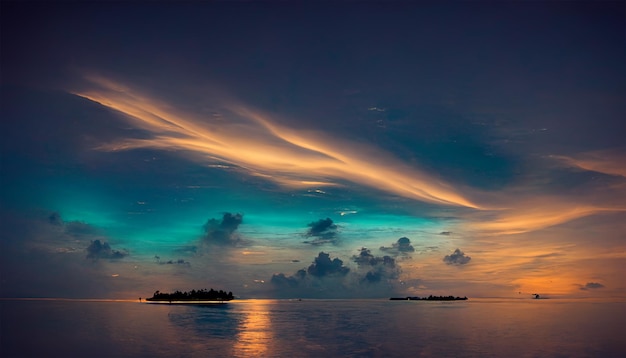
1;299;624;357
167;304;239;337
165;301;275;357
232;300;274;357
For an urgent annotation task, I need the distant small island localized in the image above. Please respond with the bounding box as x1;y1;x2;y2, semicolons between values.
145;288;234;304
390;295;468;301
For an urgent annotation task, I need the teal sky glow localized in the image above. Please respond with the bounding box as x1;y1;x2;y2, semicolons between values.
1;2;624;300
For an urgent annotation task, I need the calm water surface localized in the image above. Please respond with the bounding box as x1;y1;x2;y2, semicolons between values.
1;298;624;357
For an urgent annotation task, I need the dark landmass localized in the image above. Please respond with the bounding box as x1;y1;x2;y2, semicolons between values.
146;288;234;302
390;295;468;301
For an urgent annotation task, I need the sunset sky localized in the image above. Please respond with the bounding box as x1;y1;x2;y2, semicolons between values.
1;2;624;299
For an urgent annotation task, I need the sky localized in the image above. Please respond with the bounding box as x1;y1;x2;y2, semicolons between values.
1;2;624;299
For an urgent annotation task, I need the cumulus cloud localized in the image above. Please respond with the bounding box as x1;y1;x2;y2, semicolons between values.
269;250;405;298
396;237;415;252
46;211;101;238
203;212;244;245
380;237;415;254
0;212;131;298
580;282;605;290
270;270;306;287
303;218;338;245
352;248;400;283
43;212;124;259
443;248;471;265
352;247;379;266
269;252;349;290
307;252;350;277
352;247;393;266
307;218;337;236
86;239;128;260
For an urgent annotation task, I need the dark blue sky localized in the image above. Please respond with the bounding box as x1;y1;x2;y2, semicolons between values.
1;2;624;299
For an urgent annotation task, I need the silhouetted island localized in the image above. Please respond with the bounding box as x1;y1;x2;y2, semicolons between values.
145;288;234;304
390;295;468;301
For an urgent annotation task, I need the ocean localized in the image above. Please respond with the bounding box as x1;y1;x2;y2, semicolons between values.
1;298;624;357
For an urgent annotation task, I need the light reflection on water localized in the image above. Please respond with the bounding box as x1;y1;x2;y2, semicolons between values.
1;298;625;357
232;300;273;357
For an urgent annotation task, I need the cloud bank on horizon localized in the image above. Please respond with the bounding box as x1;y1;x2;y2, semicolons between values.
1;2;625;299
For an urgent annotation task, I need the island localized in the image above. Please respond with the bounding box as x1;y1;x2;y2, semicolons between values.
389;295;468;301
145;288;234;304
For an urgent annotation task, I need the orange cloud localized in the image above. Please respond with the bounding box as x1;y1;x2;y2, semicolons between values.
74;76;478;208
470;203;622;235
550;150;626;178
73;75;626;238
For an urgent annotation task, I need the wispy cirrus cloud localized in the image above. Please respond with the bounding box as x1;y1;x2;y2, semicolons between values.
72;75;626;238
550;150;626;178
471;203;626;235
469;202;624;235
73;76;478;209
